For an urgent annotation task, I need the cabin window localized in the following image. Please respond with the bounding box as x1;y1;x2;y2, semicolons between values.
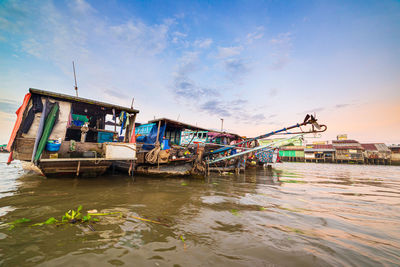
65;102;109;143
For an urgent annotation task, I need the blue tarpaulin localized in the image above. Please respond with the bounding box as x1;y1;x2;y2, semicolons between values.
142;124;166;150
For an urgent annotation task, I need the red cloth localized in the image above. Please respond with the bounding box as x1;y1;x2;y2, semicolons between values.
129;123;136;143
6;93;31;163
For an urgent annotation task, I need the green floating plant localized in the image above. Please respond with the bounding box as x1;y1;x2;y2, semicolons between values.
31;217;58;227
7;206;123;231
230;209;239;216
7;218;31;230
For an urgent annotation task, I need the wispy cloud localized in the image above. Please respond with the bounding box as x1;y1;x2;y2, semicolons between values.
0;99;19;114
172;51;219;99
217;46;243;59
299;107;325;115
246;26;264;44
224;58;249;79
103;89;128;100
269;32;293;70
194;38;213;49
335;103;351;108
198;98;268;125
200;100;231;117
68;0;95;14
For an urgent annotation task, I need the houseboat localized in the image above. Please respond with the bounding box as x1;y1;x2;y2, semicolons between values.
114;117;243;176
7;88;139;176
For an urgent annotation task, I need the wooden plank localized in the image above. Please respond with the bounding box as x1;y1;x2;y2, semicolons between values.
40;157;137;162
14;138;35;160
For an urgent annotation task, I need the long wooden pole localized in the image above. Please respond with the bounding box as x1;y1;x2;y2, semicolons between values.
155;121;161;145
73;61;78;97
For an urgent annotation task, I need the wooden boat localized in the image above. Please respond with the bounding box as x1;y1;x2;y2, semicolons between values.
7;88;139;177
114;118;243;176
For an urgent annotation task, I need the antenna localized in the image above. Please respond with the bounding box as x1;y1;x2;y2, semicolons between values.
72;61;78;97
130;97;135;109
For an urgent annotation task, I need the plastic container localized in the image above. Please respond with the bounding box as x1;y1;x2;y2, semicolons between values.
72;114;89;122
72;120;84;127
98;132;114;143
162;139;170;150
46;141;61;152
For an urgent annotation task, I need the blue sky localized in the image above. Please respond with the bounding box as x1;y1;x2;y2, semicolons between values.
0;0;399;143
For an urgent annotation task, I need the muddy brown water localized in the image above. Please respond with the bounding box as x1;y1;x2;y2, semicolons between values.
1;153;400;266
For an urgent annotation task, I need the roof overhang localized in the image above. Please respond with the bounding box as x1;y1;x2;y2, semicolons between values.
148;118;209;131
29;88;139;114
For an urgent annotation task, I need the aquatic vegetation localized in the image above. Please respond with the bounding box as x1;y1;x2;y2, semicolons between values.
62;205;83;222
6;206;119;230
7;218;31;230
31;217;57;227
230;209;239;216
180;235;187;250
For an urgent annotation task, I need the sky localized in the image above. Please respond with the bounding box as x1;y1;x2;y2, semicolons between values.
0;0;399;144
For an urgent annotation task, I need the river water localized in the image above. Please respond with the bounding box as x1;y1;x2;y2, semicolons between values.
0;153;399;266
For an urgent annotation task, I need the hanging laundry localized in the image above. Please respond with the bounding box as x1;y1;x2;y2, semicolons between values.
21;95;43;134
119;111;127;135
119;111;131;135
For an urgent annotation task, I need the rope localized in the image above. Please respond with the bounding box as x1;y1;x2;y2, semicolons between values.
145;143;161;164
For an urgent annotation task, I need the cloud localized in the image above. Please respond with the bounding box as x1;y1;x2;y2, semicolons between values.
269;32;292;45
299;107;325;115
103;89;128;100
176;51;200;74
194;38;213;49
2;0;174;75
172;31;188;44
335;103;351;108
171;51;220;99
173;76;219;99
198;98;268;125
200;100;231;117
246;26;264;44
217;46;242;59
0;99;20;114
224;58;249;78
269;32;293;70
69;0;95;14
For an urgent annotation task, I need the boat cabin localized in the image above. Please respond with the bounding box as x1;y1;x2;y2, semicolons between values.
8;88;139;176
135;118;210;148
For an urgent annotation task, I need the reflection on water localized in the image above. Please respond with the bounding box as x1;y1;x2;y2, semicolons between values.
1;154;400;266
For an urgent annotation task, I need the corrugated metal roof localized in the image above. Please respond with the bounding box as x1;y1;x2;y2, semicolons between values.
313;144;334;149
332;140;359;144
30;88;139;114
281;146;305;151
148;118;210;131
335;146;364;150
304;148;336;152
361;144;377;151
374;143;390;152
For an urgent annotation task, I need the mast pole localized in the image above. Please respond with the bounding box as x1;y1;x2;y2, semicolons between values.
73;61;78;97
